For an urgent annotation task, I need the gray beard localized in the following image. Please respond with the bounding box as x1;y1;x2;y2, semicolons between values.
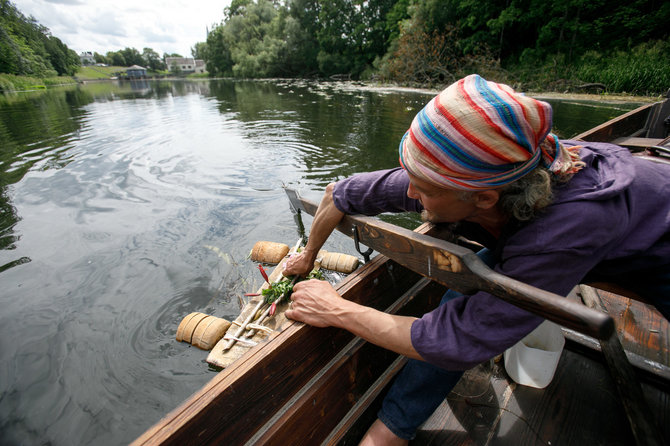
420;210;434;223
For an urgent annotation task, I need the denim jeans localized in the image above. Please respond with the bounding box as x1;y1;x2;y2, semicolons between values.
377;249;497;440
377;291;464;440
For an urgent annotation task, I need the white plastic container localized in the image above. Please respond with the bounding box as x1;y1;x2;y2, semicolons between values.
503;320;565;389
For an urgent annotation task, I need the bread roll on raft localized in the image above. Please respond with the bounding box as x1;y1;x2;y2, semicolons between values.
250;241;359;273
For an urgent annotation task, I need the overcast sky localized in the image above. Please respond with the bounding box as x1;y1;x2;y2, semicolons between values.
12;0;231;57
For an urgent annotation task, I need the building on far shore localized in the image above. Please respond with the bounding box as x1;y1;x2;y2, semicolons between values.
80;51;95;65
126;65;147;79
165;57;206;75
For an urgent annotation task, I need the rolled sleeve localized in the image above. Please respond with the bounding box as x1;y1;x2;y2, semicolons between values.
332;168;423;215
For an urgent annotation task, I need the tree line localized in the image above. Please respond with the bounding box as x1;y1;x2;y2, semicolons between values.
198;0;670;94
0;0;80;77
2;0;668;94
88;48;183;72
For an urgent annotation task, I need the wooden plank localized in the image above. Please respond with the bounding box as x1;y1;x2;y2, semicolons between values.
413;362;505;446
323;357;408;446
597;290;670;365
132;254;425;445
246;278;445;445
246;338;399;445
285;189;614;340
612;136;665;148
645;97;670;138
561;288;670;382
562;329;670;384
415;350;670;445
573;102;654;143
580;285;664;446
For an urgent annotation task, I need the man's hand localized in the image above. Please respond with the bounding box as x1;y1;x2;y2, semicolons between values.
285;279;345;327
282;182;344;277
283;251;317;278
286;278;422;361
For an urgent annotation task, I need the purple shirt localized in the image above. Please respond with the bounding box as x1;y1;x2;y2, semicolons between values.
332;142;670;370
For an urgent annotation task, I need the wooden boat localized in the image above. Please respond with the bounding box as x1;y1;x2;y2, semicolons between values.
133;94;670;446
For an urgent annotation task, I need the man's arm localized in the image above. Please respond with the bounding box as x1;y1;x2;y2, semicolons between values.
285;168;421;277
284;182;343;276
286;279;422;360
284;182;422;360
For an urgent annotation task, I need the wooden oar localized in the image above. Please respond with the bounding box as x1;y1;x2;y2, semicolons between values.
284;187;613;340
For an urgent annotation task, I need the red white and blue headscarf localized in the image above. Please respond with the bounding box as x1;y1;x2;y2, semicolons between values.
399;74;583;190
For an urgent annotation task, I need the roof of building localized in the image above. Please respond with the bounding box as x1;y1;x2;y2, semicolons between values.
165;57;194;65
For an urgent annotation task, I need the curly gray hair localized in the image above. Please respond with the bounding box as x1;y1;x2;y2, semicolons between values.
497;167;570;221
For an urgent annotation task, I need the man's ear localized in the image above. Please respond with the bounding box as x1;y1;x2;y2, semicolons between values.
474;190;500;209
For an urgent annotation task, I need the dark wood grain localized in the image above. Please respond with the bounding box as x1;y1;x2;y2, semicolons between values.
580;285;664;446
132;252;431;445
248;278;445;445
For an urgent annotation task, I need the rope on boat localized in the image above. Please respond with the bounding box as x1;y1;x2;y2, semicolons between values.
222;334;258;347
247;323;274;334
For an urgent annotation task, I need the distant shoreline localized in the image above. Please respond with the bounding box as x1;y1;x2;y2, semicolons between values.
3;74;661;104
330;81;660;104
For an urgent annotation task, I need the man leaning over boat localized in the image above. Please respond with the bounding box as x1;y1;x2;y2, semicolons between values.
282;74;670;445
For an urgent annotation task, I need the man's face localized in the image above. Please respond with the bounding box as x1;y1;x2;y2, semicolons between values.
406;173;478;223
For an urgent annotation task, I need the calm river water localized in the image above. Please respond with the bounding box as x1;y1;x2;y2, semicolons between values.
0;79;643;445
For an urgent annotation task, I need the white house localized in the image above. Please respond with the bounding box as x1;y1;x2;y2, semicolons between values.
80;51;95;65
165;57;206;74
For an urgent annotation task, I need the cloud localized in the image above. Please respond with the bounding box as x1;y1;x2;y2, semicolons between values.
81;11;128;38
12;0;228;56
144;30;177;44
44;0;84;4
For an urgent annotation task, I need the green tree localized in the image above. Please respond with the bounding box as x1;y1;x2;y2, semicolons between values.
223;0;286;77
93;52;108;64
280;0;320;75
206;25;233;76
314;0;396;77
119;47;143;66
142;47;164;71
0;0;79;76
107;51;126;67
224;0;253;20
191;42;208;60
44;35;79;75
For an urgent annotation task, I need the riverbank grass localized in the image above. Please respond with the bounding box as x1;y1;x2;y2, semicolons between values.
75;66;127;80
0;73;75;93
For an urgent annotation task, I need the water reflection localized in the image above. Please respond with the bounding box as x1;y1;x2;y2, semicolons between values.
0;79;646;446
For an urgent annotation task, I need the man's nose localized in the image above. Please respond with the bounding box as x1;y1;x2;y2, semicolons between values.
407;183;418;199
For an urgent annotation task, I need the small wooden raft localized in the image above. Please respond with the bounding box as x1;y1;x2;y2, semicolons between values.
206;253;309;369
174;239;360;369
202;242;359;369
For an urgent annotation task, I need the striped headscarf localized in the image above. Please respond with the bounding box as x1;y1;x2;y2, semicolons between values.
399;74;584;190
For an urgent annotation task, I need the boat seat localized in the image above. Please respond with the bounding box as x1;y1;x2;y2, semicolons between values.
612;136;665;148
612;135;670;165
